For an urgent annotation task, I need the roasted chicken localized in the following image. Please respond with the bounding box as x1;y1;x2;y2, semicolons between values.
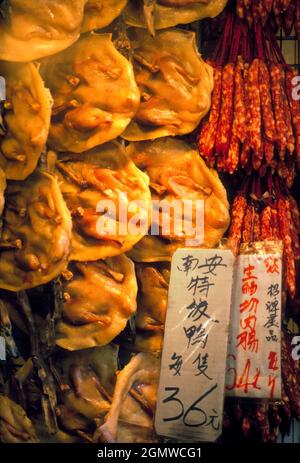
0;62;52;180
124;0;228;33
55;142;151;261
127;138;230;261
40;33;140;153
0;171;72;291
122;28;213;141
56;255;138;351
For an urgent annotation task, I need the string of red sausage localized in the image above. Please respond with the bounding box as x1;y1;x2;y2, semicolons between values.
198;57;298;185
223;328;300;443
236;0;300;38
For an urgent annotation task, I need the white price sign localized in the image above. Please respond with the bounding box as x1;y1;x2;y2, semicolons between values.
226;245;282;399
155;248;234;442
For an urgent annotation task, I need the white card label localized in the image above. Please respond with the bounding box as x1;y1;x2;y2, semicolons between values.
155;248;234;442
226;249;282;399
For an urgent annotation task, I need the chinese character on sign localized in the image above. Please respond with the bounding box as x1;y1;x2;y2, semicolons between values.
267;284;280;297
168;352;183;376
193;353;212;380
187;276;214;298
197;255;227;276
177;255;199;276
264;257;280;274
184;323;208;349
264;300;280;329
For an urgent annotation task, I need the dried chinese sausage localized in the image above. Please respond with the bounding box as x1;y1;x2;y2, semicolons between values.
56;255;137;350
227;193;247;255
0;62;52;180
226;135;240;174
279;66;295;155
258;60;276;143
229;176;300;299
40;34;140;152
127;138;230;261
285;68;300;159
261;206;273;240
233;57;246;145
284;1;296;36
198;66;222;164
247;59;262;156
277;198;296;298
56;142;151;261
270;64;287;157
0;395;39;443
124;0;228;31
296;0;300;40
82;0;128;32
242;204;253;243
0;171;72;291
122;29;213;141
215;63;235;158
236;0;297;31
0;0;86;62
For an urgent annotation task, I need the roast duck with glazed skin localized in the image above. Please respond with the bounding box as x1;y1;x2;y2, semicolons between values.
122;28;213;141
55;142;151;260
40;34;140;153
56;255;138;351
134;262;170;353
0;170;72;291
0;0;128;62
124;0;228;34
54;346;159;443
127;137;230;262
0;62;52;180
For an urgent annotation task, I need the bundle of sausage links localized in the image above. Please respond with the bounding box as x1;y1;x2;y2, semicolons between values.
223;327;300;443
236;0;300;37
198;14;300;185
